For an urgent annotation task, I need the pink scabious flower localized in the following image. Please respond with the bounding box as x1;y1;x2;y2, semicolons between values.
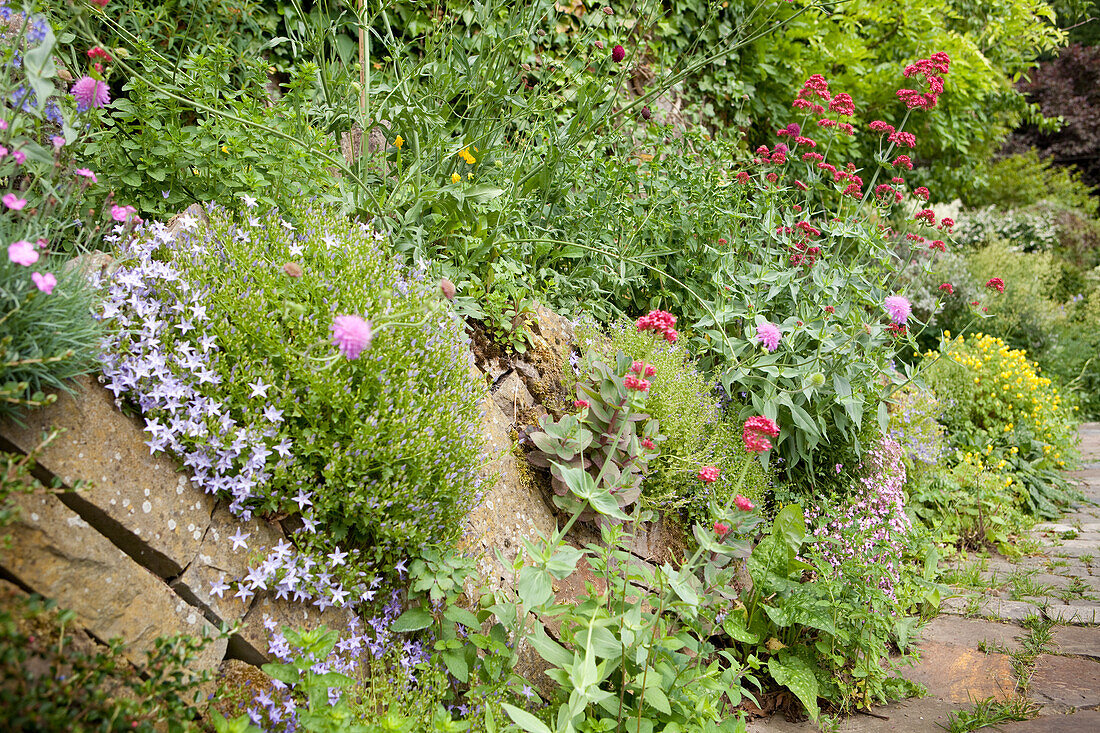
869;120;895;134
698;466;720;483
8;240;38;266
884;295;911;325
742;416;780;454
986;277;1005;293
611;44;626;62
755;321;781;352
75;168;98;183
111;204;138;223
71;76;111;112
3;193;27;210
713;521;730;537
734;495;755;512
31;272;57;294
331;315;374;359
777;122;801;137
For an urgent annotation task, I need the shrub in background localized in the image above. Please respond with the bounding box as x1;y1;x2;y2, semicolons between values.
922;333;1079;517
99;203;484;604
962;150;1097;215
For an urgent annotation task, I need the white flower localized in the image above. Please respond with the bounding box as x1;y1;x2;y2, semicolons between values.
241;194;258;208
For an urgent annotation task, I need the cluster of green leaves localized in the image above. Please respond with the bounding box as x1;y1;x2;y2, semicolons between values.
575;319;771;519
528;351;663;519
0;591;220;732
0;9;104;420
906;460;1031;555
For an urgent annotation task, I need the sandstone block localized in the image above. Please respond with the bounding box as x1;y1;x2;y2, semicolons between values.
0;490;225;671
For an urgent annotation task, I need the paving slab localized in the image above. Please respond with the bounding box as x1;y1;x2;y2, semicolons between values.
1027;654;1100;712
745;698;961;732
993;708;1100;732
1044;604;1100;624
918;616;1025;653
903;641;1017;702
1052;626;1100;659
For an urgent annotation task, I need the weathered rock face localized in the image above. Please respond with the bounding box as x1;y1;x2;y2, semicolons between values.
0;490;226;671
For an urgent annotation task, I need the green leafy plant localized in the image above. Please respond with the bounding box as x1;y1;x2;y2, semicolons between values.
527;351;663;520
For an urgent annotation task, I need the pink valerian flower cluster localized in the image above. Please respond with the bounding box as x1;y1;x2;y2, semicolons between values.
939;217;955;232
713;521;730;537
897;52;950;110
698;466;720;483
874;183;903;205
734;494;755;511
631;360;656;378
742;416;780;453
888;131;916;148
869;120;895;135
755;321;782;351
913;186;930;201
892;154;914;170
624;374;650;391
776;122;801;137
792;74;831;115
574;399;590;409
636;309;678;342
828;92;855;116
914;208;936;226
804;437;912;599
986;277;1005;293
939;282;954;294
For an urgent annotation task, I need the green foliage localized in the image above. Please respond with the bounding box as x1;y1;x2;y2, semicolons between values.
0;592;221;732
1;9;104;421
906;460;1031;554
962;150;1097;215
102;204;485;573
922;332;1080;517
527;351;663;520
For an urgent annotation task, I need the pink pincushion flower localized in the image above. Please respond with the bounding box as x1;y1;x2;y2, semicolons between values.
884;295;911;325
698;466;720;483
31;272;57;294
331;315;374;359
734;495;755;511
742;416;780;454
71;76;111;112
8;240;38;266
755;322;781;352
3;193;27;210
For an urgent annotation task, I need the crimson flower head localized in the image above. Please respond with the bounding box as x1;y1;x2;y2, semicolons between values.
698;466;720;483
641;437;656;450
90;0;109;6
87;47;113;61
331;314;374;360
624;375;650;391
743;416;780;454
939;282;954;294
636;309;677;342
892;155;914;170
734;495;755;512
889;131;916;148
574;399;590;409
913;187;930;201
939;217;955;232
828;93;855;116
869;120;895;135
777;122;801;137
611;45;626;62
986;277;1005;293
713;521;730;538
914;208;936;226
929;240;946;252
824;305;835;313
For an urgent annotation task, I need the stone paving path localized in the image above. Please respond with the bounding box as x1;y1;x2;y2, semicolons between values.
748;423;1100;732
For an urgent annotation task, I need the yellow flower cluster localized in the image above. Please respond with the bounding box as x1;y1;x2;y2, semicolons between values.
458;146;477;164
928;332;1076;469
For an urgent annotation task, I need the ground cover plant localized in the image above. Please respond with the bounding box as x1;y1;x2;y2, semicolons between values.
99;202;484;598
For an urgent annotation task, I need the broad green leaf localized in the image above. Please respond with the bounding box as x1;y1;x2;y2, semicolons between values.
768;650;820;721
501;703;551;733
391;607;434;632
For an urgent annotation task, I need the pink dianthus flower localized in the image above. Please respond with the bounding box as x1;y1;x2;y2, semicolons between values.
8;240;38;266
31;272;57;294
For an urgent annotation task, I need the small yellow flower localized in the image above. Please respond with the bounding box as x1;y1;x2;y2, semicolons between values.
451;172;461;184
395;136;404;150
221;144;228;154
467;172;473;180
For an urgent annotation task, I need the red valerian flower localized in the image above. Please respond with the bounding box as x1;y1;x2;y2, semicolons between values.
913;187;930;201
698;466;720;483
939;217;955;232
742;416;780;453
889;131;917;148
734;495;755;511
828;92;855;116
824;305;836;313
914;209;936;226
574;399;590;409
869;120;895;134
986;277;1005;293
892;155;914;170
641;437;656;450
939;282;954;294
929;240;946;252
624;375;650;391
713;521;730;537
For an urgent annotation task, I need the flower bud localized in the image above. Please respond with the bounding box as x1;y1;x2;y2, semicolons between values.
438;277;456;301
282;262;303;278
641;105;651;120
